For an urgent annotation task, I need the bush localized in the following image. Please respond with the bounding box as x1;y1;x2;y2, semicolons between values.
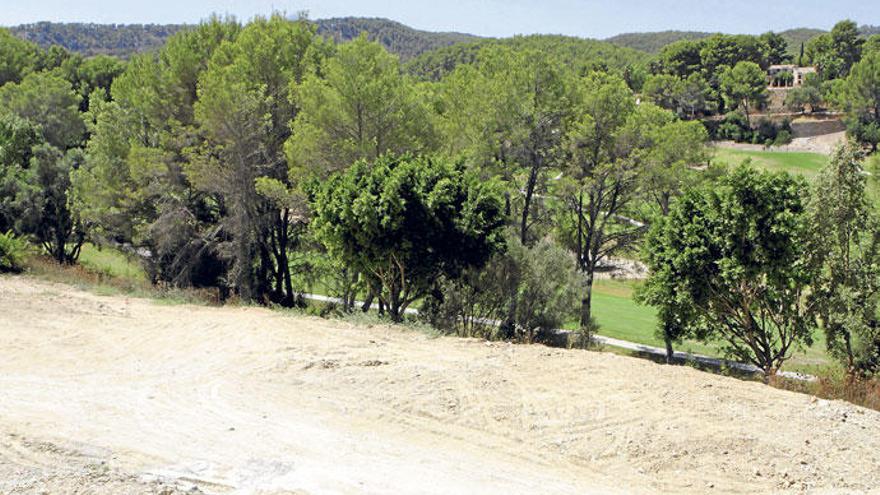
0;230;28;273
715;111;752;142
423;234;582;342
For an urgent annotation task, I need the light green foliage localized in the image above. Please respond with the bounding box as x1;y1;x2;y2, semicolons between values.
438;45;573;244
808;144;880;376
288;33;433;176
0;230;29;273
0;70;85;149
556;72;644;328
840;50;880;150
310;154;506;321
719;61;768;124
0;29;40;86
640;166;817;376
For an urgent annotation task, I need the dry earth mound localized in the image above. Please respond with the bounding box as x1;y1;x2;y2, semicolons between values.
1;276;878;494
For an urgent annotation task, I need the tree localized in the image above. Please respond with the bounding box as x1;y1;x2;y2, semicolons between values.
192;14;318;305
808;144;880;377
16;144;85;263
840;50;880;151
0;114;42;233
310;154;506;321
556;72;643;331
74;17;241;288
629;106;708;361
0;71;86;150
640;166;817;377
760;31;789;65
0;29;39;86
806;20;865;80
785;72;823;113
288;33;433;176
720;61;768;126
438;46;572;246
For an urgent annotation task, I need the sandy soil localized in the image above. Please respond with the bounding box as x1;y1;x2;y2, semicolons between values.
1;276;880;494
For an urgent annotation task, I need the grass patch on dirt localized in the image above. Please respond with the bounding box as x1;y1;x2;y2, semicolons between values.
712;148;829;176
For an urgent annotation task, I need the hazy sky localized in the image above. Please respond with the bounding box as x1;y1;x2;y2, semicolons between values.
1;0;879;38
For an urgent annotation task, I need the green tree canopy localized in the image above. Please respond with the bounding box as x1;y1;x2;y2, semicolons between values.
640;166;817;376
0;71;85;149
310;153;506;321
720;61;768;125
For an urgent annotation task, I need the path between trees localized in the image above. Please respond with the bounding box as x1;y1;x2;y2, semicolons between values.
301;293;816;381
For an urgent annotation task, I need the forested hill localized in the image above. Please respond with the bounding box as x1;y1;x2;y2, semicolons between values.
314;17;479;61
407;35;650;81
604;27;873;56
605;31;713;53
9;22;187;58
8;18;480;60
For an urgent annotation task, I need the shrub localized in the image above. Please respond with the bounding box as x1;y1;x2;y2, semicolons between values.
0;230;28;273
716;111;752;142
423;234;582;342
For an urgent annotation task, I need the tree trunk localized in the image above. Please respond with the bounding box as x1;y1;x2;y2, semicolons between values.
580;271;594;329
663;329;675;364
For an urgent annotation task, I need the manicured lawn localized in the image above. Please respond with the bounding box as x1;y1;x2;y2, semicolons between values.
712;148;829;176
580;279;834;374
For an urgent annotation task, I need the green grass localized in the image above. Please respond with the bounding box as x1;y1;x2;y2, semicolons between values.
577;279;835;374
712;148;829;176
78;243;148;283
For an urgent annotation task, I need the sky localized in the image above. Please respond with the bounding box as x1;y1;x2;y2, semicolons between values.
1;0;879;39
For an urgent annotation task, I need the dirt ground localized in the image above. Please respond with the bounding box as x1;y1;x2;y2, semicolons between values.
1;276;880;494
715;131;847;155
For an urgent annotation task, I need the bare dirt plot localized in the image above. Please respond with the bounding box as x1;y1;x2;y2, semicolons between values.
1;276;879;494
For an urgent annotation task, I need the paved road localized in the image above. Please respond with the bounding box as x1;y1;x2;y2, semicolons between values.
302;293;815;382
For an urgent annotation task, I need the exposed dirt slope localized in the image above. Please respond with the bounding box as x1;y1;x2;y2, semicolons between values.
1;276;879;494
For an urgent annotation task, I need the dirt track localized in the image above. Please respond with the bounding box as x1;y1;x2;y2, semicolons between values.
1;276;880;494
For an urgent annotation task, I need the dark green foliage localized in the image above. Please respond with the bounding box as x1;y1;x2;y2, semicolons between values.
9;18;479;62
606;31;713;54
310;154;506;321
16;144;85;264
806;20;865;80
10;22;189;58
639;166;817;376
407;35;649;81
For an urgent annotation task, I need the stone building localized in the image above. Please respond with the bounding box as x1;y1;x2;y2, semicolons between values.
767;65;817;88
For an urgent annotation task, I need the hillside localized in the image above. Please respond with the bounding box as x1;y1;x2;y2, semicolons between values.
407;34;650;81
7;17;481;60
605;30;713;53
605;28;827;57
8;21;187;57
315;17;480;61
